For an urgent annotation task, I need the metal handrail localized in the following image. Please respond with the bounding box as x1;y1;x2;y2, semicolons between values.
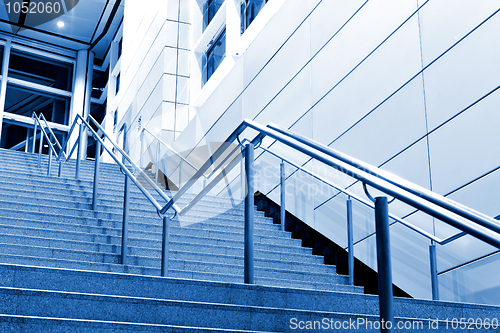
254;142;466;246
160;119;500;249
31;113;59;157
141;128;208;183
31;113;64;176
74;114;181;214
37;113;66;159
35;115;500;314
268;123;500;235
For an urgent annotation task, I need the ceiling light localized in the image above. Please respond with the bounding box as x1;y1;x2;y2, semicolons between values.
57;21;65;28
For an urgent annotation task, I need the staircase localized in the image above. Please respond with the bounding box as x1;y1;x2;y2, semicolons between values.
0;148;498;332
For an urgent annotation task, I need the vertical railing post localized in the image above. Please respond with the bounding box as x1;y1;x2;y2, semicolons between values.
280;160;286;232
429;243;439;300
47;147;52;176
92;140;101;211
244;143;255;284
75;123;83;180
241;146;245;200
25;129;29;153
161;215;170;277
140;132;144;169
38;133;43;167
156;141;160;182
32;121;38;154
375;196;394;333
347;197;354;285
178;160;182;189
121;126;130;265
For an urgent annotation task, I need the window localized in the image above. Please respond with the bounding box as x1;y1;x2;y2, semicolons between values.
0;46;3;73
116;73;120;94
4;84;71;125
241;0;268;34
8;51;73;91
118;38;123;60
204;29;226;84
203;0;224;31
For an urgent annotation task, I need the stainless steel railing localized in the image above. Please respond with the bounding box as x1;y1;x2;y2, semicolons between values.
140;127;208;189
35;116;500;328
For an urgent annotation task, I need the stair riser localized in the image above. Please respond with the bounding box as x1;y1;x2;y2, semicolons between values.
0;187;243;210
0;224;303;250
0;243;333;274
0;214;278;231
0;219;286;239
0;233;316;263
0;203;265;221
0;265;362;312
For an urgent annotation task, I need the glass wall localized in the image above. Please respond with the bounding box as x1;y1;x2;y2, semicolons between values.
0;41;75;151
8;51;73;91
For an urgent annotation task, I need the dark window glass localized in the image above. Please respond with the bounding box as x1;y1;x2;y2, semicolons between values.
91;67;108;99
116;73;120;94
4;84;71;125
118;38;123;59
8;52;73;91
203;0;224;31
0;46;3;73
241;0;268;34
205;29;226;83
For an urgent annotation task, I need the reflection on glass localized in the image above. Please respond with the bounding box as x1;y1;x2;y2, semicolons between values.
241;0;268;33
439;252;500;305
0;46;3;73
314;192;348;248
351;199;376;244
436;235;497;273
204;28;226;83
203;0;224;31
8;51;73;91
4;84;71;125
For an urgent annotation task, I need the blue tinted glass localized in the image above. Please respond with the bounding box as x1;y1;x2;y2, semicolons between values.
206;29;226;82
204;0;224;30
241;0;267;33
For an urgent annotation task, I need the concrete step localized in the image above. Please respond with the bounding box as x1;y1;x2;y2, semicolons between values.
0;254;346;288
1;284;498;332
0;201;266;222
1;264;364;306
0;233;321;264
0;242;333;274
0;210;278;232
0;218;286;240
0;194;254;219
0;315;273;333
8;263;500;320
0;223;307;253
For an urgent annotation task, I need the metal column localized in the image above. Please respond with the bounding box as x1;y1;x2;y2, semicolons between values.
347;197;354;285
47;148;52;176
75;124;83;179
280;161;286;232
92;140;101;211
244;143;255;284
429;244;439;300
38;133;43;167
161;215;170;277
121;126;130;265
32;121;38;154
375;196;394;332
155;141;160;182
